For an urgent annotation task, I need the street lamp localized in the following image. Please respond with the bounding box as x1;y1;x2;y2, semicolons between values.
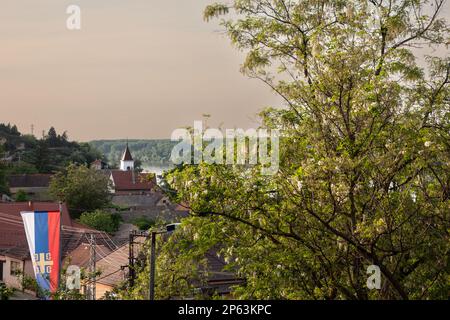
148;223;181;300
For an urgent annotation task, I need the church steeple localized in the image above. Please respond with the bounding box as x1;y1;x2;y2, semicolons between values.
120;141;134;171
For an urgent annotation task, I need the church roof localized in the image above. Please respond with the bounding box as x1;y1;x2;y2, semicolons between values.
110;171;155;191
121;144;133;161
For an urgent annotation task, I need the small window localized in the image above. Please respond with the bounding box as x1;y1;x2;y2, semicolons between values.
10;261;21;276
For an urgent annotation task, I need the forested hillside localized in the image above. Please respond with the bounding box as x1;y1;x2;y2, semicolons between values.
89;139;177;167
0;123;103;174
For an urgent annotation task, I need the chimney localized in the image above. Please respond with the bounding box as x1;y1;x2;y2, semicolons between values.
131;170;136;184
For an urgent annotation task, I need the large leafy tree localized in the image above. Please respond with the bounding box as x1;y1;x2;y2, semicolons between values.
129;0;449;300
49;164;111;217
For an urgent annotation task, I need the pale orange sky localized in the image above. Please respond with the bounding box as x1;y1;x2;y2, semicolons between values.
0;0;281;141
0;1;448;141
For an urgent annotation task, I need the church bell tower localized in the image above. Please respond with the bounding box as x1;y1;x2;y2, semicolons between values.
120;142;134;171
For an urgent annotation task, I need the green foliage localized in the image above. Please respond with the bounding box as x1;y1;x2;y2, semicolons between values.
6;162;38;175
49;164;111;217
203;3;229;21
50;263;89;300
129;0;450;300
14;269;39;294
79;210;122;233
0;283;16;300
134;158;144;173
0;123;20;136
14;189;28;202
132;216;155;231
101;290;119;300
90;139;177;168
0;124;104;174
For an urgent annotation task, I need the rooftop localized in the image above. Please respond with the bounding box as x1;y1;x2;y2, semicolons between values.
7;174;53;189
110;171;155;191
121;145;133;161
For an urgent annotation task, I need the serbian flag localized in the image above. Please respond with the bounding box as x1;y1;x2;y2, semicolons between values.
21;211;61;297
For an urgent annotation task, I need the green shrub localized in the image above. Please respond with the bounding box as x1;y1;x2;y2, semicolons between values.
14;189;28;202
132;216;155;231
0;283;15;300
78;210;122;233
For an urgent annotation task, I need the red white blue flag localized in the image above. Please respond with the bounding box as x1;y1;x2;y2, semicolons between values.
21;211;61;297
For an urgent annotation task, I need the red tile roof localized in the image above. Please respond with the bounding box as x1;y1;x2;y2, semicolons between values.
0;202;72;226
110;171;155;191
63;243;112;268
0;213;26;248
96;244;129;286
0;202;73;256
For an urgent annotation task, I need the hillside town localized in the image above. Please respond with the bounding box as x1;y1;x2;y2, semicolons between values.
0;135;241;299
1;0;448;306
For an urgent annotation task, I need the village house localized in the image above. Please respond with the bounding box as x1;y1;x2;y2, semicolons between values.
7;174;53;201
93;244;129;299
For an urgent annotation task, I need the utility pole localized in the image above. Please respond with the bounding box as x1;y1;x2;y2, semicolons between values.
149;231;157;300
126;224;179;300
89;234;96;300
128;231;135;287
128;230;149;287
148;224;180;300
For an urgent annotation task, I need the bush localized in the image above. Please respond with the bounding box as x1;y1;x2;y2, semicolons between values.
0;283;15;300
14;189;28;202
132;216;155;231
79;210;122;233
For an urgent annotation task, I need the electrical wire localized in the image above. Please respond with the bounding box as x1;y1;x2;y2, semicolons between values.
82;233;124;269
83;268;124;285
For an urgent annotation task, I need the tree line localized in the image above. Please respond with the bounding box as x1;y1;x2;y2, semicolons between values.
0;125;104;175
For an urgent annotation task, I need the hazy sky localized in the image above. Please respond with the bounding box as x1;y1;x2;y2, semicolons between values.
1;1;448;141
0;0;281;141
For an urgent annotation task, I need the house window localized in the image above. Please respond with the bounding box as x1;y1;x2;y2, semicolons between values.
10;261;21;276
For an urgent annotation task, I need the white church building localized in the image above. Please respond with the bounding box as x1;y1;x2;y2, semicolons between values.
120;143;135;171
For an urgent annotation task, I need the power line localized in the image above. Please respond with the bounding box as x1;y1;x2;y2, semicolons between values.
94;249;123;269
84;268;123;285
82;233;123;269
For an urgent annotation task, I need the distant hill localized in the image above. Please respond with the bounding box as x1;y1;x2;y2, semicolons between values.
89;139;177;168
0;123;103;174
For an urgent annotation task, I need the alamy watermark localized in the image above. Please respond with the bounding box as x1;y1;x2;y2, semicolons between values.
66;265;81;290
66;5;81;30
366;265;381;290
170;121;280;175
